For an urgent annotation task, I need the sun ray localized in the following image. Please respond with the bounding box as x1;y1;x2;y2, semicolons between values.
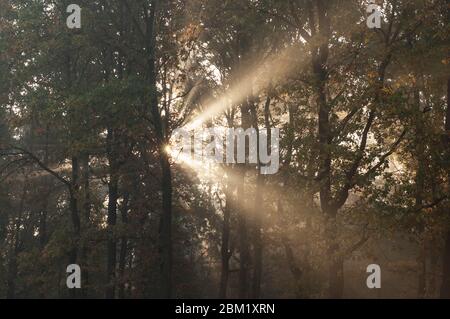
184;45;302;130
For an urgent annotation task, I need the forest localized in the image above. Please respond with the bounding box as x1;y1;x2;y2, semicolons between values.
0;0;449;299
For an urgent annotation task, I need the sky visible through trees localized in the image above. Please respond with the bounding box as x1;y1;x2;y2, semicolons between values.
0;0;449;299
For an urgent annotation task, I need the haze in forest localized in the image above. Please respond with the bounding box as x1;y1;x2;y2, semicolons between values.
0;0;449;299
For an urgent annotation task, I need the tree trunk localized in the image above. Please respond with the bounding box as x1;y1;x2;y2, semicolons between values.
237;98;252;298
118;192;129;299
251;171;263;299
250;94;270;299
80;152;90;298
159;152;173;298
69;156;81;266
237;168;250;299
441;232;450;298
38;210;47;248
7;182;26;298
105;140;119;299
326;210;344;299
440;77;450;298
282;237;303;298
6;243;18;299
6;214;21;299
39;127;50;249
105;123;119;299
219;178;232;298
143;0;173;299
418;238;427;298
414;81;427;298
309;0;338;298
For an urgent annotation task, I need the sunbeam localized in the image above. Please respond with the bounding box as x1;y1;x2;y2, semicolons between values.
184;45;301;130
